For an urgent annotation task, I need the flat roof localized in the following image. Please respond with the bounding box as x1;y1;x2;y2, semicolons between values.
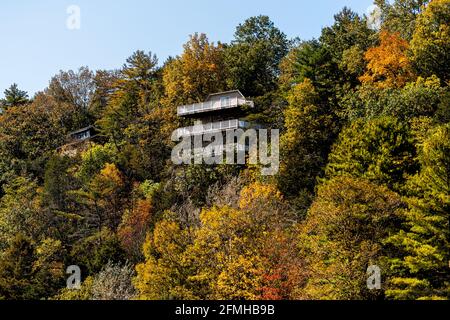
69;125;95;135
205;90;245;101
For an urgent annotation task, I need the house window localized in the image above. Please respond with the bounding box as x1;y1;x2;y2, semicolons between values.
221;96;230;108
75;130;90;141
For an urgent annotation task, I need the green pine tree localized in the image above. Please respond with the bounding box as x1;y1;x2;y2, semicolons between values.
386;124;450;300
1;83;29;110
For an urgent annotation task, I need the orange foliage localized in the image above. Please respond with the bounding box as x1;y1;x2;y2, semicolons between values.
360;31;415;88
258;230;306;300
118;199;153;260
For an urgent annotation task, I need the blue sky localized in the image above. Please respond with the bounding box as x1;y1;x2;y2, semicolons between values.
0;0;374;97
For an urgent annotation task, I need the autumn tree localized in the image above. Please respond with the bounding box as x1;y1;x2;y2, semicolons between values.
0;177;45;251
184;182;297;300
54;276;94;300
340;75;447;120
410;0;450;82
135;182;301;300
76;143;119;185
74;163;126;232
299;176;404;299
360;30;415;89
258;228;306;300
134;218;195;300
47;67;95;129
118;198;153;262
163;33;227;107
278;79;336;210
375;0;430;40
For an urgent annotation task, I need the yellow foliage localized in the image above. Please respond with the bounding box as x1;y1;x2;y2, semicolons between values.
239;182;283;211
299;176;404;299
162;33;227;107
215;255;265;300
134;219;195;300
98;163;124;187
410;0;450;81
286;78;318;107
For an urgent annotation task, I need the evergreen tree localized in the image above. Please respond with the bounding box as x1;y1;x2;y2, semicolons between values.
325;117;418;191
1;83;29;110
225;15;290;97
386;124;450;300
0;235;64;300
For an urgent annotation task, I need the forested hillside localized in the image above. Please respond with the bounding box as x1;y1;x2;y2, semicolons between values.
0;0;448;300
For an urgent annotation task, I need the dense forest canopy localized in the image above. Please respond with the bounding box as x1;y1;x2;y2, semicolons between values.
0;0;448;300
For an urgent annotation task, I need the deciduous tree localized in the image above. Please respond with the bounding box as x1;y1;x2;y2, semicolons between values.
299;176;404;299
410;0;450;82
360;31;415;88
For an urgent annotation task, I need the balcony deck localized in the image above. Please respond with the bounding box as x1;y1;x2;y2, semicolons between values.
177;98;254;117
176;119;251;137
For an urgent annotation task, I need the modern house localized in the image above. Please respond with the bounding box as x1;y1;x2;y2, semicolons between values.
57;125;99;156
69;126;97;142
176;90;257;154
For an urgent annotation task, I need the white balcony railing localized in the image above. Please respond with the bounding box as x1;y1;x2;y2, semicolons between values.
176;119;251;137
192;143;247;154
177;98;254;116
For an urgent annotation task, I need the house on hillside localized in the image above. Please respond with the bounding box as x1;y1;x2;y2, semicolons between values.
69;126;97;142
176;90;259;155
57;125;100;157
